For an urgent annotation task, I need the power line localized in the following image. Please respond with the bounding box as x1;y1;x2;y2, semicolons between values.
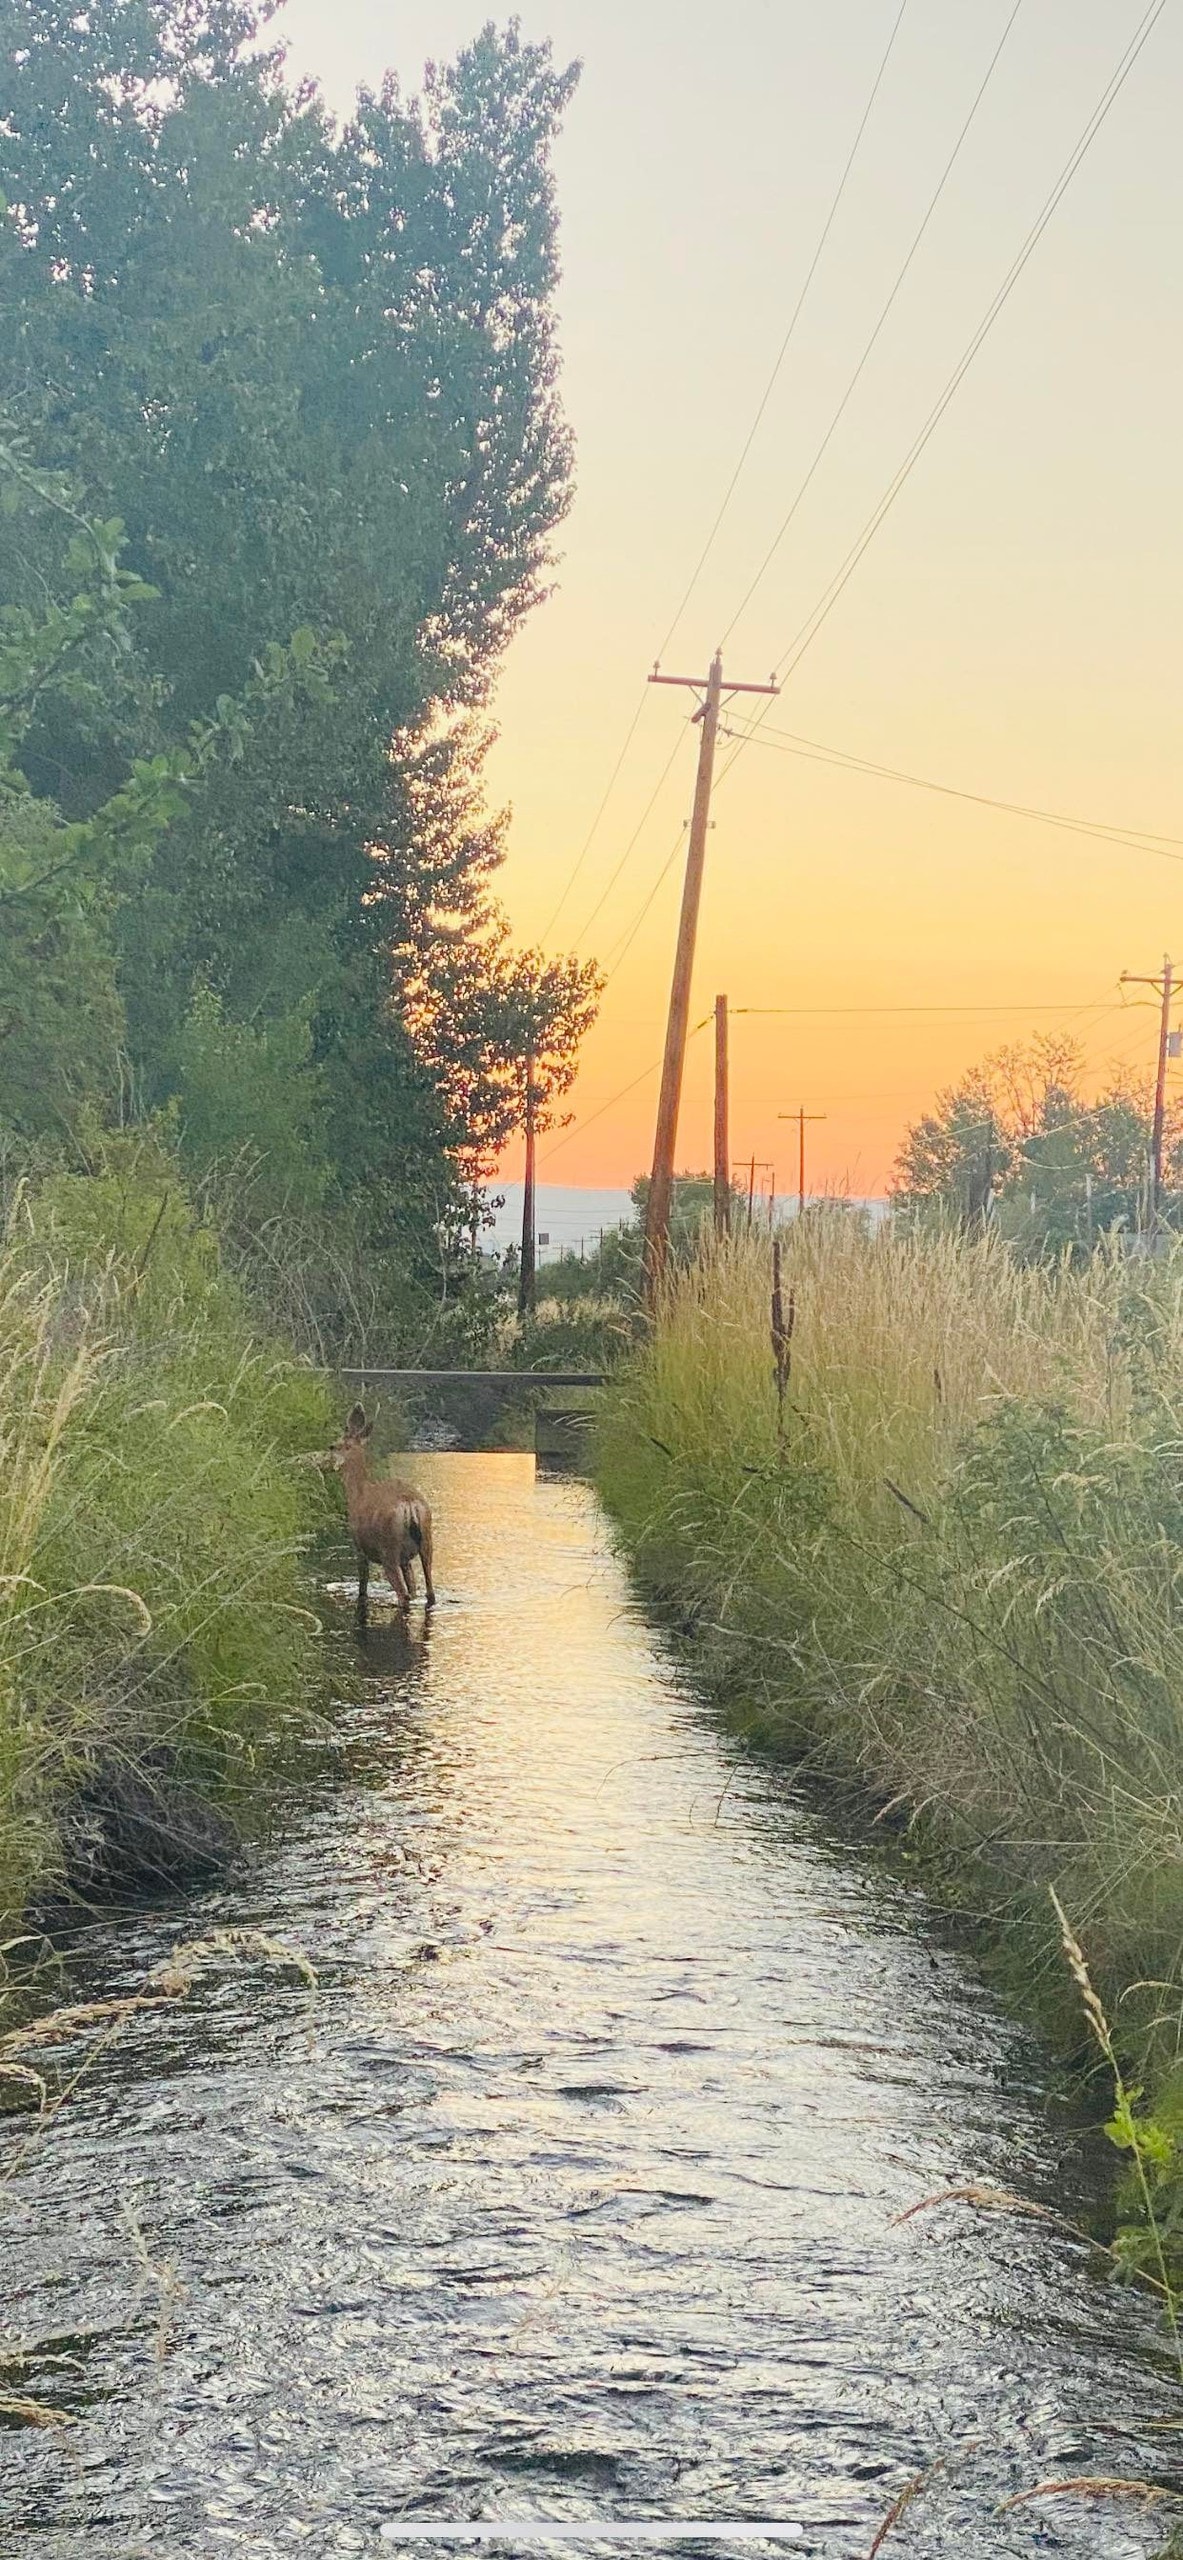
732;1000;1130;1017
722;0;1027;645
538;691;650;942
540;1058;661;1164
721;715;1183;864
541;1014;713;1166
768;0;1170;677
538;0;914;951
715;0;1169;790
540;997;1131;1166
655;0;912;667
597;824;688;985
570;731;687;949
551;3;1169;1169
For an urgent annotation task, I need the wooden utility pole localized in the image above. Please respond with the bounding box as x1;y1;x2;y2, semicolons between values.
778;1109;827;1216
733;1158;773;1233
1153;958;1173;1218
713;994;730;1237
1121;955;1174;1221
642;653;778;1305
518;1055;537;1316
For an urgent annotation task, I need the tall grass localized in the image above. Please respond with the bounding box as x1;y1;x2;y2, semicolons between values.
598;1216;1183;2062
0;1137;334;1940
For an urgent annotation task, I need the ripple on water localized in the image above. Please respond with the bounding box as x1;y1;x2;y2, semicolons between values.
1;1455;1172;2558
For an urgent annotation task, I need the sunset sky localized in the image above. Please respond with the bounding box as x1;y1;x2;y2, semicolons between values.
281;0;1183;1196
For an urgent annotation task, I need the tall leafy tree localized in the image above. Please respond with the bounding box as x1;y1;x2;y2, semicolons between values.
0;429;186;1149
0;2;590;1238
404;929;602;1217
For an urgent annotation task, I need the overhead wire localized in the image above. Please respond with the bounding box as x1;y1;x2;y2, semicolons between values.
721;0;1027;646
542;995;1136;1169
543;0;1171;1175
719;716;1183;865
655;0;912;668
730;999;1133;1018
718;0;1169;788
537;0;915;951
538;691;650;941
570;731;686;949
591;0;1071;1040
598;825;688;986
541;1014;713;1166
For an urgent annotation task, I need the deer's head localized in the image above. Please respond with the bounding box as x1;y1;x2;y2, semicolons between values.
326;1402;373;1475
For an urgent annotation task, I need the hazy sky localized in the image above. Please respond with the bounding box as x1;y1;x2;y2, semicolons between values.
280;0;1182;1194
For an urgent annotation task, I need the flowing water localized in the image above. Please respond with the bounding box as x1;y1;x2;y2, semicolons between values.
3;1455;1176;2556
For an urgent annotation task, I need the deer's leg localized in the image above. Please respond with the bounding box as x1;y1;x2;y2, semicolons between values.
356;1551;369;1627
418;1522;436;1607
385;1553;411;1611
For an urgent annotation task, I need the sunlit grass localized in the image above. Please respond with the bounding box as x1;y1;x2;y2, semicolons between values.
598;1214;1183;2057
0;1142;335;1939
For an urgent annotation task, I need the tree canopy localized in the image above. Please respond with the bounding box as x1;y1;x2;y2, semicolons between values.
891;1034;1176;1252
0;1;599;1320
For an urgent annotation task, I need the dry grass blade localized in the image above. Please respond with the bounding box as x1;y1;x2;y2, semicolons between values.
0;2392;74;2429
0;1929;317;2066
893;2171;1178;2302
0;1990;181;2057
1000;2476;1176;2512
120;2202;187;2362
867;2455;950;2555
893;2183;1061;2228
0;1927;316;2437
147;1928;318;1995
1049;1886;1111;2055
0;1925;317;2208
0;2059;47;2105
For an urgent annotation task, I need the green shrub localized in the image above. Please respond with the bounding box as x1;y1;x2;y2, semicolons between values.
174;985;332;1221
0;1133;334;1931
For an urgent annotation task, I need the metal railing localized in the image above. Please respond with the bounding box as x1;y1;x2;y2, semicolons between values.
336;1368;606;1389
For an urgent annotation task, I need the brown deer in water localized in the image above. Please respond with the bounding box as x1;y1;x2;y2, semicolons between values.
327;1404;435;1622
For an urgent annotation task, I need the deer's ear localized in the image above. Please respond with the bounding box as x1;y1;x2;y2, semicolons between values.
345;1403;370;1439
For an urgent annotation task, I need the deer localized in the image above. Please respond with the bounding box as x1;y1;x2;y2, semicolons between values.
325;1404;435;1623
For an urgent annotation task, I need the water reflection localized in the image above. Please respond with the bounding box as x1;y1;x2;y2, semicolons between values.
352;1602;436;1687
1;1455;1171;2558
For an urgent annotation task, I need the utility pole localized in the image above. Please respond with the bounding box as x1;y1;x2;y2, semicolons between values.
733;1159;773;1233
713;994;730;1238
973;1111;996;1236
1121;955;1174;1223
517;1055;537;1317
778;1109;827;1217
642;653;778;1305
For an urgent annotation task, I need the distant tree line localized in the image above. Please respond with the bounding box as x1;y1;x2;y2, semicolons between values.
891;1035;1177;1253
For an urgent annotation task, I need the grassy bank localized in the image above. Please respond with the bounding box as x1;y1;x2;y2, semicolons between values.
0;1139;334;1945
597;1216;1183;2079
